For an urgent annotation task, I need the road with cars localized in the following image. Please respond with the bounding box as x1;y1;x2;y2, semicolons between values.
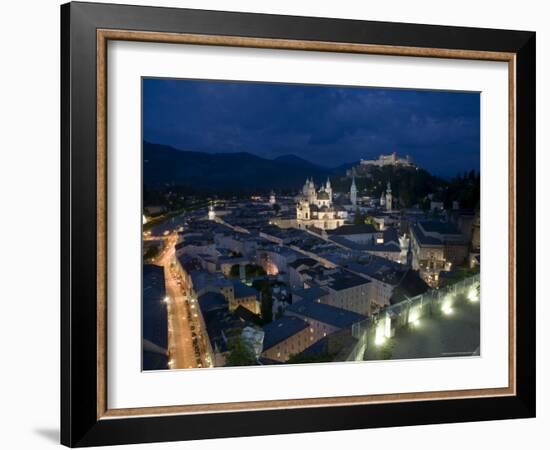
157;232;210;369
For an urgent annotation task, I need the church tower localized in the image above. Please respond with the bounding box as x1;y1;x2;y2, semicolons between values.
269;190;276;205
386;181;393;211
307;178;316;203
208;202;216;221
302;178;310;196
350;176;357;206
325;177;333;201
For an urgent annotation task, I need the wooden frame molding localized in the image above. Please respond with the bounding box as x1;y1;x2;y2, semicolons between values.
96;29;517;420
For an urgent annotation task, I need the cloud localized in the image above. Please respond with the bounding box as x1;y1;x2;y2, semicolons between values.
143;78;480;176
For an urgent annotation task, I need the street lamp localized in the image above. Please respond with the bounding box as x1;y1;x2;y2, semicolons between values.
441;303;454;315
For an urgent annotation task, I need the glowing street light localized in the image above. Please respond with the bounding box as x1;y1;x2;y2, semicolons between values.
408;306;420;327
441;303;454;315
375;320;387;346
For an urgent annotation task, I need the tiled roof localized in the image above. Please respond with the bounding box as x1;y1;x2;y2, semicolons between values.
198;292;227;313
286;300;365;329
328;224;377;236
262;316;309;350
292;286;329;302
232;280;259;299
328;272;371;291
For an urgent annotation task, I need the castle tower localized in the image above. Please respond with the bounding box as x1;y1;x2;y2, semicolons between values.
398;234;410;265
386;181;393;211
208;203;216;221
350;176;357;206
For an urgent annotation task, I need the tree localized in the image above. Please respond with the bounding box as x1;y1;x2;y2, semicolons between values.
229;264;240;278
354;209;366;225
420;197;431;212
225;338;257;366
364;215;375;225
260;285;273;324
252;279;273;324
439;265;480;287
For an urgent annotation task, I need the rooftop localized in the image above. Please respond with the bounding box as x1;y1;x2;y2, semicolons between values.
142;264;168;370
262;316;309;350
289;257;319;270
412;221;468;246
419;220;462;235
344;255;405;285
232;280;259;299
328;223;377;236
330;235;400;253
286;300;366;329
328;271;371;291
234;305;261;322
189;270;233;293
198;292;227;313
177;254;203;273
292;286;329;302
297;328;358;360
389;269;430;304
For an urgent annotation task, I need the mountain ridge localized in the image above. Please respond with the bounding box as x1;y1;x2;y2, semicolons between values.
143;141;343;192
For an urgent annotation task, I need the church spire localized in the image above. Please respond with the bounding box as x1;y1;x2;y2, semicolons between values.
350;176;357;206
386;180;393;211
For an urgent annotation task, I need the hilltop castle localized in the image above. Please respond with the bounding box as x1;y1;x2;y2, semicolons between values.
360;152;413;168
347;152;415;177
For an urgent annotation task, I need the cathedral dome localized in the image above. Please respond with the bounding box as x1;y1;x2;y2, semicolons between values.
317;191;330;200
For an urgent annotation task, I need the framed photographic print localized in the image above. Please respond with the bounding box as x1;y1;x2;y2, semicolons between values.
60;2;536;447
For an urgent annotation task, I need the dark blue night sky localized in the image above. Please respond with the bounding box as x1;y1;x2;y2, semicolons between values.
143;78;480;177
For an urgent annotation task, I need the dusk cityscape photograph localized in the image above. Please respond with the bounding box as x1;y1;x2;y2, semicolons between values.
141;78;481;371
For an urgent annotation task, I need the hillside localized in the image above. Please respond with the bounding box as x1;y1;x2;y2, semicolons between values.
143;142;337;193
143;142;478;210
